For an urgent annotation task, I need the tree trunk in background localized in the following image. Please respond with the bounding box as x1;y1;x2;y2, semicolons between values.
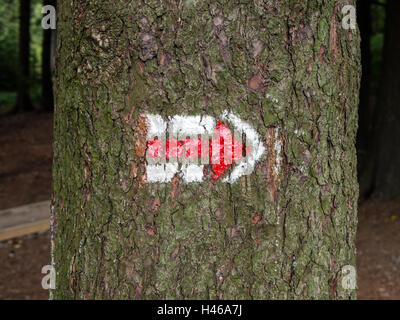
52;0;360;299
367;0;400;200
41;0;55;111
355;0;371;177
15;0;32;112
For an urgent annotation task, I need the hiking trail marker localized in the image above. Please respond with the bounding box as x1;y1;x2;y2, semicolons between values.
145;110;265;183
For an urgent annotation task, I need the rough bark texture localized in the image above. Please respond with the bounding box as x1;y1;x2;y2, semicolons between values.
52;0;360;299
360;0;400;200
16;0;33;112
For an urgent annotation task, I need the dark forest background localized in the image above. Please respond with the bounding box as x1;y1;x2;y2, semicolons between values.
0;0;399;300
0;0;55;113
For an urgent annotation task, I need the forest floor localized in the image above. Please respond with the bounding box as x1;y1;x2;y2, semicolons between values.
0;112;399;300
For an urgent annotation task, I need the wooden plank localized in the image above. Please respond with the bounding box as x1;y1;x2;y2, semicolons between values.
0;220;50;242
0;201;50;241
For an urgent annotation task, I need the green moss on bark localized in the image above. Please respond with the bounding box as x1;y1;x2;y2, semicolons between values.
52;0;360;299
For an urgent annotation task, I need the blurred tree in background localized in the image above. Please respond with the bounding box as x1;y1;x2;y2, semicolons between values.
357;0;385;159
0;0;45;112
0;0;19;92
41;0;56;111
16;0;33;112
360;0;400;200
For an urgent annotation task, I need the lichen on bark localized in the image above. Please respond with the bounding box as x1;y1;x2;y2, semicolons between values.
52;0;360;299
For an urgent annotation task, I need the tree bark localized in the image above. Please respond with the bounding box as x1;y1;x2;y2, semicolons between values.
15;0;33;112
52;0;360;299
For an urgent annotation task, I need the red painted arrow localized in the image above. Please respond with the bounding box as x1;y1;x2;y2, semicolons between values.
146;121;250;179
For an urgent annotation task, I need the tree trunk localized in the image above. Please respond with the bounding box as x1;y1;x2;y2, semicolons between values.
52;0;360;299
363;0;400;200
41;0;55;111
15;0;33;112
